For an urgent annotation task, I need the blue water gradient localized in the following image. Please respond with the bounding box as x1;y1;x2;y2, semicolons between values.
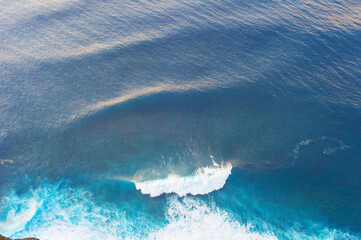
1;0;361;239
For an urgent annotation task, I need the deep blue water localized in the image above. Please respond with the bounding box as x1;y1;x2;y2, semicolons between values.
0;0;361;239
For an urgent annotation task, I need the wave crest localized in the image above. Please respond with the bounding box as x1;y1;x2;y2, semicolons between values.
134;162;232;197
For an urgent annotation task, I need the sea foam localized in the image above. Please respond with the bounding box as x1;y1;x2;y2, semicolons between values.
134;162;232;197
148;196;276;240
5;184;359;240
0;200;37;237
6;185;277;240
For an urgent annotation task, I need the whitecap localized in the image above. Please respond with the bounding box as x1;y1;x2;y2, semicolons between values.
134;162;232;197
0;159;14;165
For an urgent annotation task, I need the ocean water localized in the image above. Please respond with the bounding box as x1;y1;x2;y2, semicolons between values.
1;0;361;239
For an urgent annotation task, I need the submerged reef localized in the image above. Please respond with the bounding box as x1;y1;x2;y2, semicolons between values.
0;235;39;240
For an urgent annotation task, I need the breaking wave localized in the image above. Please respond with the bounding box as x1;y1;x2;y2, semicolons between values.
2;184;359;240
3;184;276;240
148;196;276;240
134;162;232;197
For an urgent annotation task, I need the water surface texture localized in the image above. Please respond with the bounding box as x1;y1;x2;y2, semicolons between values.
1;0;361;239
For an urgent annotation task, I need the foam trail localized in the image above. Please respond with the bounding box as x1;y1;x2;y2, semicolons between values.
135;162;232;197
2;0;361;62
87;79;233;112
0;200;37;237
64;78;240;123
292;136;349;159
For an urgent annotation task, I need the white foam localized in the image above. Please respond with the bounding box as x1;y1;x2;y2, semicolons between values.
0;159;13;165
6;185;359;240
148;196;277;240
292;136;348;159
134;162;232;197
8;186;133;240
0;200;37;237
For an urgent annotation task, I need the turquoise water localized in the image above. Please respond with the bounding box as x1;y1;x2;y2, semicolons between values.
0;0;361;239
